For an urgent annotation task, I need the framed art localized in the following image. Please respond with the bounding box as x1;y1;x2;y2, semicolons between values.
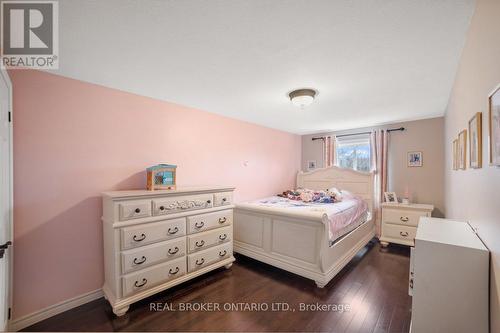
469;112;482;169
453;139;459;170
458;130;467;170
384;192;397;203
307;160;317;171
407;151;423;167
489;85;500;166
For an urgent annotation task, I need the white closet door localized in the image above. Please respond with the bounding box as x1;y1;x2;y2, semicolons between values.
0;69;13;331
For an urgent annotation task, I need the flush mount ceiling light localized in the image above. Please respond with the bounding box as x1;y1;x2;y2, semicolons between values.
289;88;317;108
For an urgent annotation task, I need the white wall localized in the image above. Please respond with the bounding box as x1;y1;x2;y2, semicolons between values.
302;117;445;216
444;0;500;331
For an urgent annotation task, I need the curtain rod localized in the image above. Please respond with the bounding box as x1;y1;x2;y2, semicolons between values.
311;127;405;141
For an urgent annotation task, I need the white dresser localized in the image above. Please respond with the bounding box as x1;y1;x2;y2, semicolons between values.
101;186;235;316
410;218;488;333
379;202;433;247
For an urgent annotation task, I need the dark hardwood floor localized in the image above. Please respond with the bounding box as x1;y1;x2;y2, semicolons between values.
24;241;412;332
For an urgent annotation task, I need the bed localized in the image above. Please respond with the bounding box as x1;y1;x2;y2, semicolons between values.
233;166;375;288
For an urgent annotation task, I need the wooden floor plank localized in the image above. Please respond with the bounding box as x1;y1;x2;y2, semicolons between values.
23;241;411;332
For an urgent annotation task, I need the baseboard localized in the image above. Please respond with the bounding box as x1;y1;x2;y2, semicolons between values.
8;288;103;332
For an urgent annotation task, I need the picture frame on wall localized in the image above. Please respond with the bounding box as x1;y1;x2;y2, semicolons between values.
468;112;482;169
453;139;459;170
307;160;317;171
407;151;423;167
489;85;500;166
458;129;467;170
384;192;398;203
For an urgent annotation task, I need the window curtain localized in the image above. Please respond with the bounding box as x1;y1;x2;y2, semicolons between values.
370;130;388;236
322;136;336;167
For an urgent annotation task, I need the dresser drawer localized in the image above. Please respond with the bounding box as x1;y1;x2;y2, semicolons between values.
187;210;232;234
187;242;233;272
122;257;186;297
118;200;152;221
121;237;186;274
213;192;233;207
383;208;428;227
121;218;186;250
383;224;417;242
187;226;232;253
152;194;213;216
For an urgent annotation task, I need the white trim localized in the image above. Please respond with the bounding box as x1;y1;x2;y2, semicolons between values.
8;289;103;331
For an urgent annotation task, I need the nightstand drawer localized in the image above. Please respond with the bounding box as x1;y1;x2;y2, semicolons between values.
383;224;417;242
383;209;428;227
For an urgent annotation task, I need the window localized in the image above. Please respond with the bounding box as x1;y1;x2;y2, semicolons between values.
335;134;372;172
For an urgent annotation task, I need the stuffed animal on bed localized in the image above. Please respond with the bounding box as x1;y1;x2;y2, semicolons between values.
278;188;342;203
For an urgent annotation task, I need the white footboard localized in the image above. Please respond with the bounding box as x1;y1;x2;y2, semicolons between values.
234;207;375;287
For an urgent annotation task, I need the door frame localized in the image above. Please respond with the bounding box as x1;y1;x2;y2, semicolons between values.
0;68;14;330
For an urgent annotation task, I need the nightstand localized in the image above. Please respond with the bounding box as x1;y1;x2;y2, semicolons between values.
379;202;434;247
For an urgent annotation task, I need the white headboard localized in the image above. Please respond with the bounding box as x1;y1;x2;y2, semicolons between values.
296;166;374;215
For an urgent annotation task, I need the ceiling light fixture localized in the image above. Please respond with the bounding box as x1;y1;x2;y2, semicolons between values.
289;88;317;108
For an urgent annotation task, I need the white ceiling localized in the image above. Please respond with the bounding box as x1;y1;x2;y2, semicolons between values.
54;0;475;134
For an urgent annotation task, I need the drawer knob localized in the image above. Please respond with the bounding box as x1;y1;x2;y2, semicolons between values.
134;208;141;214
400;216;409;222
133;256;146;265
169;267;180;275
218;217;227;224
222;198;227;202
168;227;179;235
195;240;205;248
168;247;179;255
400;231;409;237
159;206;165;211
195;221;205;229
219;250;227;257
409;278;414;289
134;278;147;288
206;200;211;204
196;258;205;266
133;233;146;242
219;234;227;241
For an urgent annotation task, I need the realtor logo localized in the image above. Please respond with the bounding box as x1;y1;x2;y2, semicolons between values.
1;1;58;69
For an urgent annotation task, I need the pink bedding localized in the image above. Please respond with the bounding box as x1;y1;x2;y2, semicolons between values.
249;194;368;242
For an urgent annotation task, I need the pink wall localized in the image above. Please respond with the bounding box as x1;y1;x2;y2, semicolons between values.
9;69;301;319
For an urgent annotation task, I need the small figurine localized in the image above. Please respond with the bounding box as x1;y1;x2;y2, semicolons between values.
146;164;177;190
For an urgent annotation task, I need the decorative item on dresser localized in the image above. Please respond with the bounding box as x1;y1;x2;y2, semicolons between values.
409;218;488;333
146;164;177;190
379;202;433;247
101;186;235;316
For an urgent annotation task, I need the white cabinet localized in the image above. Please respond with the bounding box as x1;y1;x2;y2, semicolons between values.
102;186;235;316
379;203;433;247
410;217;489;333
